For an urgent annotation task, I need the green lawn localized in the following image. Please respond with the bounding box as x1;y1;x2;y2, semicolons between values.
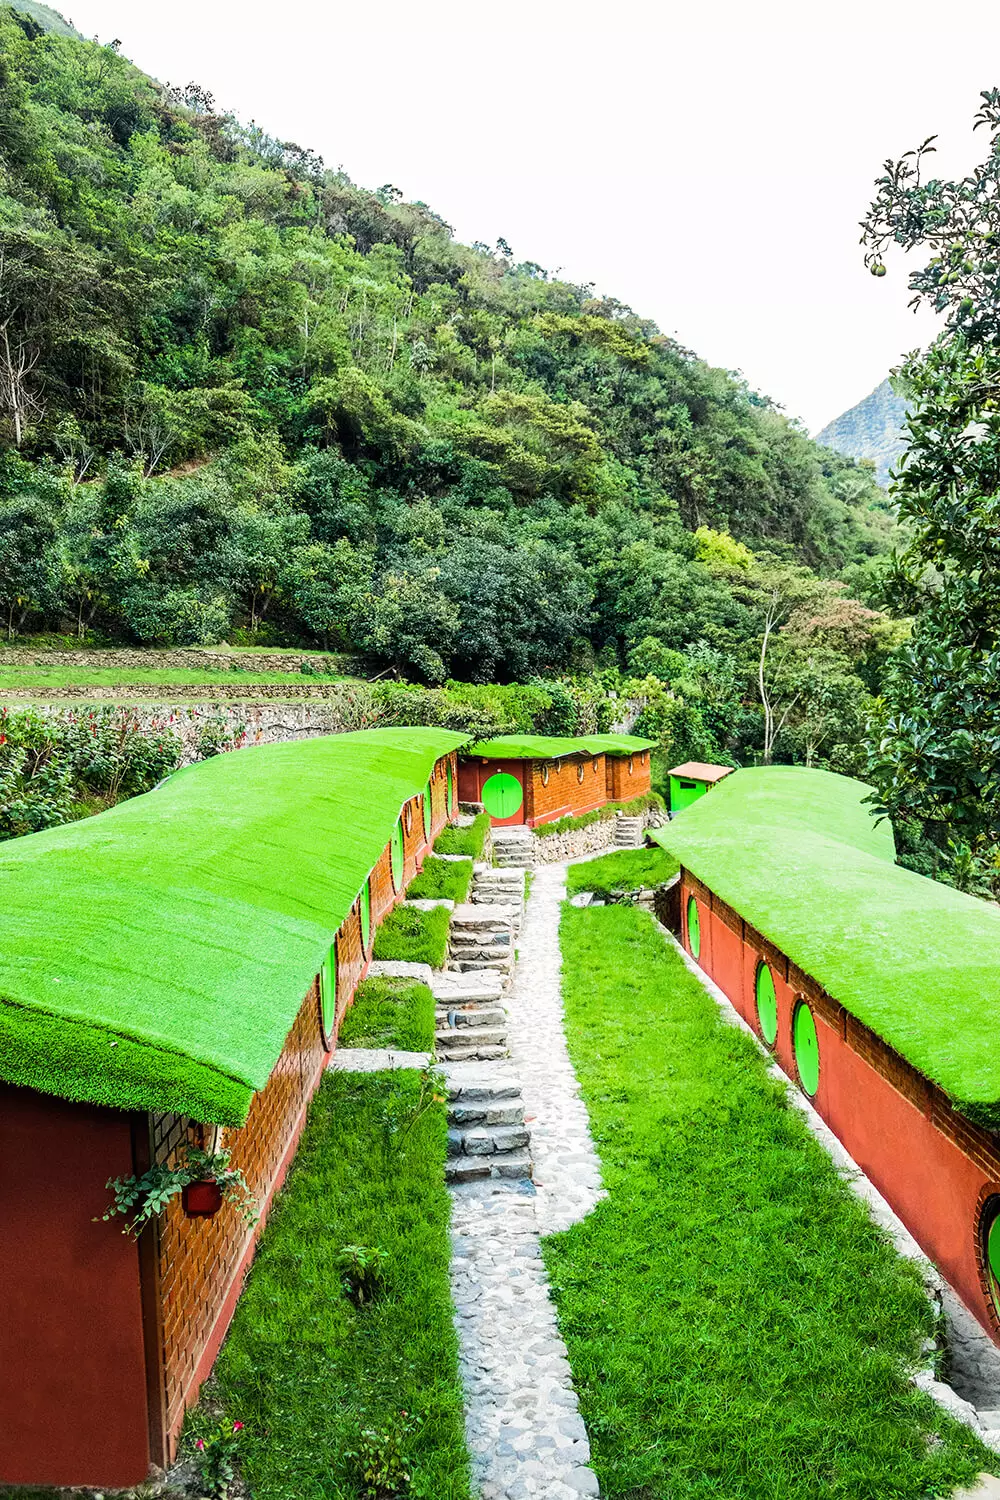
565;844;678;897
434;812;490;860
209;1071;471;1499
339;976;437;1051
547;904;994;1500
373;903;452;968
407;855;474;904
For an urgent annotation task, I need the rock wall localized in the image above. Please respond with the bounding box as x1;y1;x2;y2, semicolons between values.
0;647;366;674
29;701;349;762
531;809;665;864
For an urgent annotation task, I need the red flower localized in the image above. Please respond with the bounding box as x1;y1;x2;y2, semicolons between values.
195;1438;205;1451
232;1421;244;1432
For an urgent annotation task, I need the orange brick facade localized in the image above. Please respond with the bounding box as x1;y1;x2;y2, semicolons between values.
144;749;458;1466
678;866;1000;1348
605;749;651;802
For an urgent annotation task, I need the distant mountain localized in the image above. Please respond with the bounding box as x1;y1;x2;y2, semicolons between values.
816;378;909;488
7;1;81;37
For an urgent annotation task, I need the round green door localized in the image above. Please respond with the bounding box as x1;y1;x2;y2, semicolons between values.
687;896;701;959
320;946;336;1042
793;1002;820;1096
986;1211;1000;1318
755;962;778;1046
422;779;433;842
447;761;455;814
391;818;404;890
482;771;523;820
360;877;371;953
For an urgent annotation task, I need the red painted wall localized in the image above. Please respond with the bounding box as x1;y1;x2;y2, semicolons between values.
679;871;1000;1343
458;758;527;825
0;1087;151;1487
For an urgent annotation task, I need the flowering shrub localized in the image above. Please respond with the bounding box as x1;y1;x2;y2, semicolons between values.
191;1417;245;1498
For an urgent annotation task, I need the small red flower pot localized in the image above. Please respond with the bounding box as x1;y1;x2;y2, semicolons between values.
182;1179;223;1217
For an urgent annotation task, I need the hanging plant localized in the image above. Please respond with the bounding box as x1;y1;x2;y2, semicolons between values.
100;1145;257;1238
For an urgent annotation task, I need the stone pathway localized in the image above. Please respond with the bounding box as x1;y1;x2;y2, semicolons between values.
448;860;603;1499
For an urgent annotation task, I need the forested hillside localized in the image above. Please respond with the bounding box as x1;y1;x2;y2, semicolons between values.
0;7;896;687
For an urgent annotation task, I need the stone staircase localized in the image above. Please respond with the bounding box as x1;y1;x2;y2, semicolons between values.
469;865;525;926
614;813;645;848
492;825;535;868
443;1064;533;1182
447;902;518;981
433;970;509;1062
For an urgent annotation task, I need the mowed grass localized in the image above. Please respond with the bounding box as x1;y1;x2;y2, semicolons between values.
211;1071;471;1500
339;976;436;1051
408;855;474;904
565;844;678;897
434;812;490;859
374;902;452;968
547;904;994;1500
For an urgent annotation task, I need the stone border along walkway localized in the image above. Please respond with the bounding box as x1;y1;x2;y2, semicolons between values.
659;917;1000;1459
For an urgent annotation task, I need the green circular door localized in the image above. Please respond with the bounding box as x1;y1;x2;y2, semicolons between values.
755;962;778;1047
793;1002;820;1096
391;818;404;890
422;779;433;842
482;771;523;820
447;761;455;814
360;877;371;953
687;896;701;959
320;946;336;1043
986;1210;1000;1319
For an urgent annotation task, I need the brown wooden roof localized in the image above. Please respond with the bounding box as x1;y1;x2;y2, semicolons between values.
668;762;735;784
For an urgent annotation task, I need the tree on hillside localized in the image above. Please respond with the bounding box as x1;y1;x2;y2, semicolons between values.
862;88;1000;849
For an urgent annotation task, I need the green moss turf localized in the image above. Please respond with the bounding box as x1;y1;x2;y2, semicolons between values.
0;728;466;1124
465;733;655;760
653;765;1000;1122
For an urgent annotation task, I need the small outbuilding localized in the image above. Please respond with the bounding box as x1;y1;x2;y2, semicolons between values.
667;760;734;814
459;734;655;828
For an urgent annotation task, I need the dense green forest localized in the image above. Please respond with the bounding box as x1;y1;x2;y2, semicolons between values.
0;5;894;684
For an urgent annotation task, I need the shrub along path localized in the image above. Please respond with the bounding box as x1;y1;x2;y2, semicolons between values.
548;902;996;1499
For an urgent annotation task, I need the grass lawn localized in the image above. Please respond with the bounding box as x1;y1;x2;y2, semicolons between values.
434;812;490;859
565;844;678;897
339;976;436;1051
374;903;452;968
207;1070;470;1499
408;855;474;904
548;904;995;1500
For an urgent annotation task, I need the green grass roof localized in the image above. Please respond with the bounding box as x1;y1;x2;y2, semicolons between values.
0;728;466;1125
465;733;655;760
653;766;1000;1126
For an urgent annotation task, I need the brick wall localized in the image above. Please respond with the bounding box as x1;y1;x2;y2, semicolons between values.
525;754;608;827
678;866;1000;1345
146;749;458;1460
606;751;652;802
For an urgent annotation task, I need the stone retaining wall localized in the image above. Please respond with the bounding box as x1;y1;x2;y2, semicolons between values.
0;682;364;702
28;702;354;762
0;648;366;673
531;809;665;864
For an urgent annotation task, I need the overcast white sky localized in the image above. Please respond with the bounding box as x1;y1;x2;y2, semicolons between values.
62;0;1000;431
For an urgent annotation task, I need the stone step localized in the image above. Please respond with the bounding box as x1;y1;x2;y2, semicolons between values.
431;975;505;1004
435;1003;507;1029
445;1148;533;1183
448;1100;524;1127
447;1122;531;1157
437;1042;509;1063
435;1024;508;1050
447;955;514;975
451;903;519;926
442;1067;522;1102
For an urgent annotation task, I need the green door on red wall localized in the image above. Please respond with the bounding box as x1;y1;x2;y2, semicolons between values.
478;760;526;826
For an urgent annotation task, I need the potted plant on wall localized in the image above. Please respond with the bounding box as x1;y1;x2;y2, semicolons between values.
99;1145;257;1238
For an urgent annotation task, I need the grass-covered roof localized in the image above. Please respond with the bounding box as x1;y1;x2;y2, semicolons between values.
0;728;466;1125
653;766;1000;1126
465;733;655;760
